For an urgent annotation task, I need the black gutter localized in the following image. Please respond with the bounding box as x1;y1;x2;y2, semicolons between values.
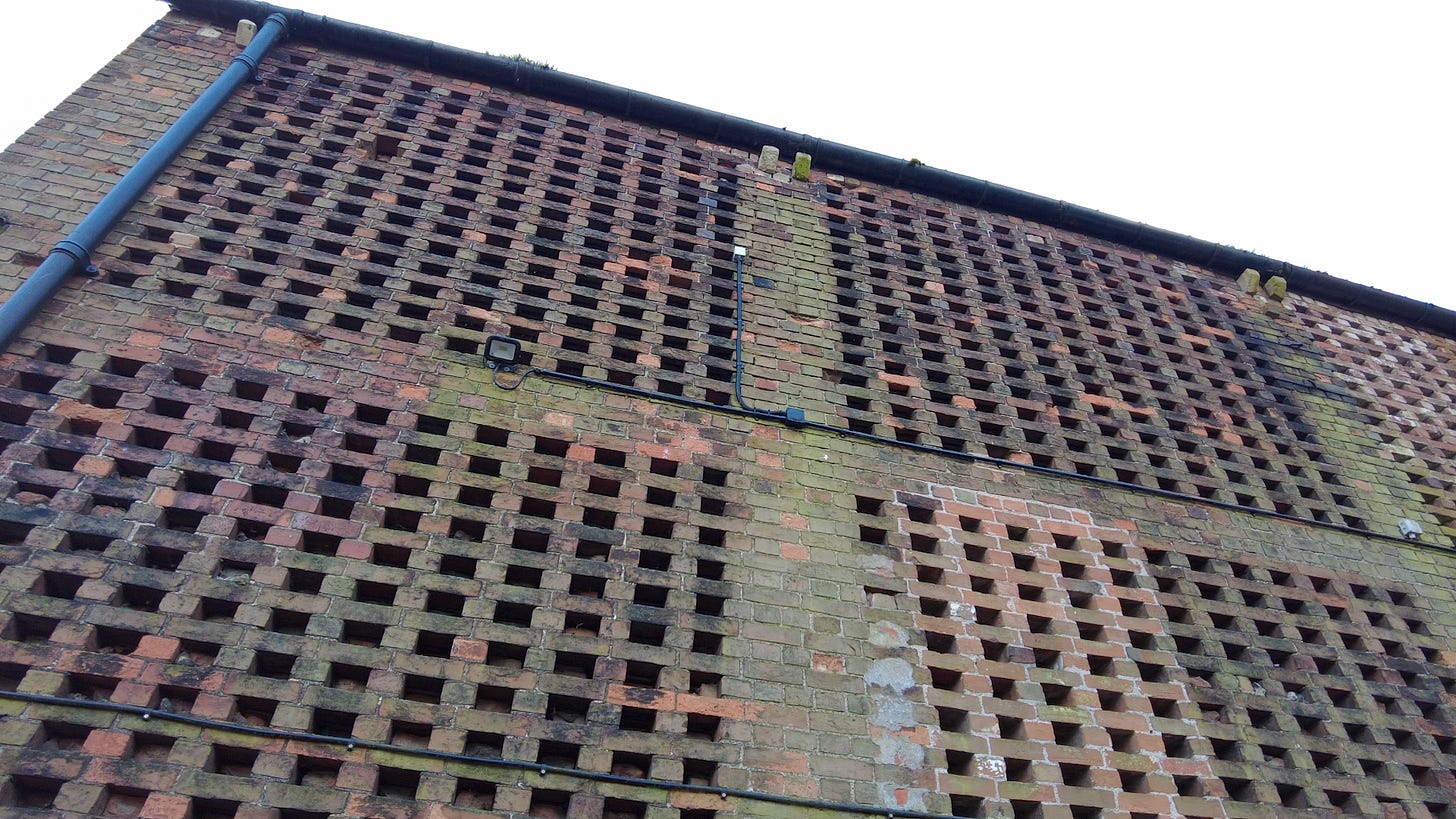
0;13;291;352
165;0;1456;340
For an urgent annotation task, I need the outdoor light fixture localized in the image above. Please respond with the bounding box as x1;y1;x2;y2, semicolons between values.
483;335;522;371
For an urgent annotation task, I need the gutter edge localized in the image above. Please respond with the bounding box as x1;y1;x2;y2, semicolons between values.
162;0;1456;339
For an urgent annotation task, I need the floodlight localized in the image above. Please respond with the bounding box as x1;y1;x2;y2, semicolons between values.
483;335;522;371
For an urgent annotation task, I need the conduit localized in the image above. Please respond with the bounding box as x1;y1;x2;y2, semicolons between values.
0;12;291;352
729;248;792;419
516;212;1450;552
0;690;959;819
515;368;1451;554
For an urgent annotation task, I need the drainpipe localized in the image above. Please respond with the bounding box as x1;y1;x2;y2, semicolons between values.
0;12;291;352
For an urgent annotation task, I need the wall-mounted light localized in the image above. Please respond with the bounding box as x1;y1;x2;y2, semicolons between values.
483;335;522;372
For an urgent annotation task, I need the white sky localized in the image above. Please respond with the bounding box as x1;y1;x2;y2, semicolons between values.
4;2;1454;312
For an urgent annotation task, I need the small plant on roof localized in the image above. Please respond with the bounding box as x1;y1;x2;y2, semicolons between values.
500;54;554;70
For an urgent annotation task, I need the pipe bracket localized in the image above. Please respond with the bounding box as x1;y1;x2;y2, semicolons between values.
232;51;262;73
53;240;91;267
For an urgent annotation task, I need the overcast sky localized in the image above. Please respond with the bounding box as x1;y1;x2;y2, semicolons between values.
5;2;1454;312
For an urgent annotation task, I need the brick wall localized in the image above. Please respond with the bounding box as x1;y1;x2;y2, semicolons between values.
1;10;1453;819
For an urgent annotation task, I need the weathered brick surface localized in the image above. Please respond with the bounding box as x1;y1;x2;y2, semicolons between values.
0;9;1454;819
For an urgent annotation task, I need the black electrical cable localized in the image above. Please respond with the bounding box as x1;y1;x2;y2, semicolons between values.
0;690;958;819
500;367;1450;554
506;236;1447;552
731;250;782;417
491;366;541;391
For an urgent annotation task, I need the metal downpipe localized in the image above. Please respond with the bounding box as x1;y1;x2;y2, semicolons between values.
0;12;291;352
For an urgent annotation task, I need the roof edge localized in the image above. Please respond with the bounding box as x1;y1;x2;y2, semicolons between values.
165;0;1456;339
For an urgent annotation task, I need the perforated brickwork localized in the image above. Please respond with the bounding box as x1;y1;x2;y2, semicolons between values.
0;9;1454;819
0;375;754;816
1146;543;1456;817
843;485;1456;819
1281;297;1456;546
810;189;1440;539
3;14;1449;547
